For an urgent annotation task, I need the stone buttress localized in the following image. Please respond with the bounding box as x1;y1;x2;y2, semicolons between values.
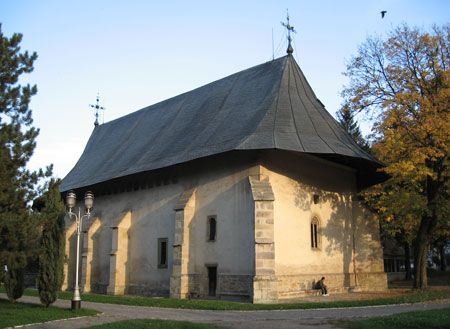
248;174;277;303
170;188;196;298
107;211;132;294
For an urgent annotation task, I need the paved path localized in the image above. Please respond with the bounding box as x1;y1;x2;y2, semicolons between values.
2;294;450;329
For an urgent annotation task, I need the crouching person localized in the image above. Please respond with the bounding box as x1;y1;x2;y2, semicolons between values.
315;276;329;296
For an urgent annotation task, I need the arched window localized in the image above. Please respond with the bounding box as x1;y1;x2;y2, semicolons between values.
208;216;217;241
310;217;320;249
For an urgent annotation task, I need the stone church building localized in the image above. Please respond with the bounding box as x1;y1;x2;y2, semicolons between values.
61;51;388;303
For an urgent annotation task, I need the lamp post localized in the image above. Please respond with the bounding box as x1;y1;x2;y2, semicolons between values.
65;190;94;310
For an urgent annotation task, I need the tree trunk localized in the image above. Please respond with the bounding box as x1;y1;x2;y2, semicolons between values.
413;237;428;289
439;244;447;271
413;174;440;289
404;241;412;280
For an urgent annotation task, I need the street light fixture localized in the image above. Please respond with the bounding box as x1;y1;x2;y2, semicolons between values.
65;190;94;310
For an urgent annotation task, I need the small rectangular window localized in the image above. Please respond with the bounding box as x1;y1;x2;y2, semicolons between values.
207;216;217;241
158;238;168;268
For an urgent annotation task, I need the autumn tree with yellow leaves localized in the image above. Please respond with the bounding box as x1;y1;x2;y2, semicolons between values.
343;24;449;289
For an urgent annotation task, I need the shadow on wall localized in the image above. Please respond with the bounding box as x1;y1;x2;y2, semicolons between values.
293;183;380;287
66;228;77;291
125;219;131;295
185;173;254;298
90;218;105;293
126;193;178;296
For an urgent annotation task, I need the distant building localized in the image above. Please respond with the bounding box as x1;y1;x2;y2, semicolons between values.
61;53;388;303
382;238;409;281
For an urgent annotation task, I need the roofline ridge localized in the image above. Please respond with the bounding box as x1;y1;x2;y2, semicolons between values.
235;56;289;150
290;57;331;152
271;56;290;148
290;57;372;159
286;56;306;151
96;56;291;129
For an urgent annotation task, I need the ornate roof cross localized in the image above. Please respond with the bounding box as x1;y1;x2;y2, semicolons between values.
89;94;105;127
281;10;296;54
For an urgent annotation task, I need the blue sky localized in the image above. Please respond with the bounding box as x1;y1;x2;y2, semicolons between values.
1;0;449;178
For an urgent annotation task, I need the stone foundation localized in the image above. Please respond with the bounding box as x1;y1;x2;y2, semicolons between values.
276;272;387;299
219;274;252;298
354;272;388;291
253;275;278;303
172;273;252;300
127;283;170;296
89;283;108;294
85;272;386;300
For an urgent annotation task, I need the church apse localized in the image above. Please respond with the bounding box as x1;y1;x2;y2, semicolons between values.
260;152;387;299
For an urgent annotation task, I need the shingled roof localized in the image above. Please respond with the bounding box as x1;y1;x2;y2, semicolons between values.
61;55;383;192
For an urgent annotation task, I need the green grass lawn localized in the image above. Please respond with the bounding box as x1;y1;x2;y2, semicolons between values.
87;319;227;329
427;270;450;286
337;308;450;329
4;288;450;311
0;298;97;329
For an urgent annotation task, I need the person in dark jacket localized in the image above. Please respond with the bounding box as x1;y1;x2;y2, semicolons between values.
315;277;329;296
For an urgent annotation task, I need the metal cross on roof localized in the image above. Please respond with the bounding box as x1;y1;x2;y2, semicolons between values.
281;10;296;54
89;94;106;127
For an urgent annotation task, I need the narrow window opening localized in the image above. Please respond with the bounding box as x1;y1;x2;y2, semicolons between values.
158;238;168;268
313;194;320;204
311;218;320;249
208;216;217;241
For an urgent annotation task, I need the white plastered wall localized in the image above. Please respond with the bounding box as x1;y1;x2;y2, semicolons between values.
66;156;256;296
261;152;386;292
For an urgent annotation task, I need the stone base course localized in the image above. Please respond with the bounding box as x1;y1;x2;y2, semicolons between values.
276;272;387;300
127;284;170;296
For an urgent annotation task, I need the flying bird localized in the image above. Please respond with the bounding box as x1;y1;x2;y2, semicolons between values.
381;10;387;18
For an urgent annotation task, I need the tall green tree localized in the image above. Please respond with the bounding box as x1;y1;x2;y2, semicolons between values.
363;179;420;280
343;24;449;289
336;103;370;152
34;179;65;307
0;24;50;301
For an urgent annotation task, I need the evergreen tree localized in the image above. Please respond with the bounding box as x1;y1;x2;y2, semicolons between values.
35;179;65;307
0;25;50;301
4;259;25;301
336;104;370;152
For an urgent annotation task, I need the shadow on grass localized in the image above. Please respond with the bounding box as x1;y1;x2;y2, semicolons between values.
88;319;227;329
0;298;97;328
334;307;450;329
3;288;449;311
388;270;450;289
